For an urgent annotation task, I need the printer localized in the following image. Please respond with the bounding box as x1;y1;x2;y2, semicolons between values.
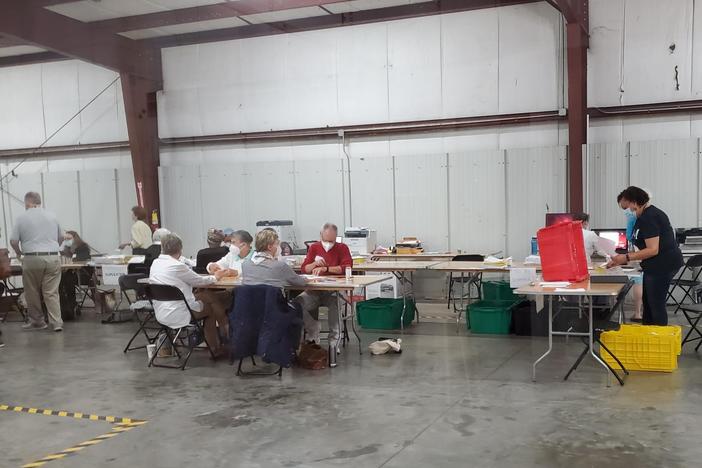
675;228;702;245
343;227;377;255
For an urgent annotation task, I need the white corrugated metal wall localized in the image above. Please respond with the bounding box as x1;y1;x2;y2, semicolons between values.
586;139;702;232
0;167;137;255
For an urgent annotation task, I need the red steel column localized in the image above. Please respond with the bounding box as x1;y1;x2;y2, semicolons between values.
121;72;161;219
565;13;588;212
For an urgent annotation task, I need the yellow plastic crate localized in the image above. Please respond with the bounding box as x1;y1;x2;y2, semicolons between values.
600;325;681;373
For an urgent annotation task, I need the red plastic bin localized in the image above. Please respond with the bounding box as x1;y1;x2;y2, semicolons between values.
537;221;589;282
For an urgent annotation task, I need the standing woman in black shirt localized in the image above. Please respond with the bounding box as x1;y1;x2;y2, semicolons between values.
607;186;683;325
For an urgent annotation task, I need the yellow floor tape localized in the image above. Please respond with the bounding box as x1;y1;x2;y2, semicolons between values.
0;403;147;468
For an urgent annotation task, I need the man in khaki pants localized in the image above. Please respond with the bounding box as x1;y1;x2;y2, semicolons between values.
10;192;64;332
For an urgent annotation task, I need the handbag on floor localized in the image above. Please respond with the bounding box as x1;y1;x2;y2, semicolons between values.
297;342;328;370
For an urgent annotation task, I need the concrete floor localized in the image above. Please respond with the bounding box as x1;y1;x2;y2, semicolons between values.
0;304;700;468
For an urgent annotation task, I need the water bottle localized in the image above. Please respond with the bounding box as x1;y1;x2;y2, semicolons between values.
530;237;539;256
345;266;352;282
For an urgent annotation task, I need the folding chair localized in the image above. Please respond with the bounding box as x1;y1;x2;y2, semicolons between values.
120;274;159;353
447;254;484;328
145;284;216;370
74;266;98;311
564;281;633;386
679;303;702;351
0;278;27;322
666;254;702;314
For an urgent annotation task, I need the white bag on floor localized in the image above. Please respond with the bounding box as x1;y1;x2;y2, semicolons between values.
369;338;402;355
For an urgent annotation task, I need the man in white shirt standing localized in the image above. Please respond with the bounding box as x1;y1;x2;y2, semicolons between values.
573;213;609;262
10;192;64;331
149;233;230;358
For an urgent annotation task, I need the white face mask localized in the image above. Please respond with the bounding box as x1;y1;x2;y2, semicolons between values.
275;245;282;259
229;244;240;256
322;241;335;252
223;242;231;248
64;239;73;248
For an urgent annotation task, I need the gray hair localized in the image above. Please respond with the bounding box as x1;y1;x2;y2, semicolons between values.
320;223;338;233
232;229;253;244
160;233;183;256
152;228;171;243
24;191;41;205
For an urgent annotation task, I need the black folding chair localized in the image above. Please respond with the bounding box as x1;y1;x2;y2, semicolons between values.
679;303;702;351
121;274;159;353
0;278;27;322
447;255;484;329
564;281;633;386
74;266;98;311
666;254;702;314
145;284;216;370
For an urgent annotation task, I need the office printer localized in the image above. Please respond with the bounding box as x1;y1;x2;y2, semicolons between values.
343;227;377;255
676;228;702;245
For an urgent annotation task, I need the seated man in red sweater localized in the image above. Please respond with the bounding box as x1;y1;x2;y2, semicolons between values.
297;223;353;345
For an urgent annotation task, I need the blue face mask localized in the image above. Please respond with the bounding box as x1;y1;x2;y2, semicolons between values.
624;209;636;240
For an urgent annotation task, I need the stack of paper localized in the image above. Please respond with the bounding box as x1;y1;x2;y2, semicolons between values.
484;256;512;266
540;281;571;287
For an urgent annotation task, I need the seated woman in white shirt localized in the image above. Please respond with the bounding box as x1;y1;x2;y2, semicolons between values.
573;212;609;262
149;233;231;358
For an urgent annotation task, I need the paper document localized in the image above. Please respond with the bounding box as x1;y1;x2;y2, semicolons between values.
510;268;538;288
540;281;571;287
484;256;512;266
596;236;618;258
555;288;586;292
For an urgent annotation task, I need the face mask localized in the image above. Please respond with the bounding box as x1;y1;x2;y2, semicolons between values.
229;245;240;256
624;209;637;241
322;241;335;252
64;239;73;248
275;245;282;259
223;242;231;248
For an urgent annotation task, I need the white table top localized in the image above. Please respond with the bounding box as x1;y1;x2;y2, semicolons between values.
354;261;442;272
515;280;625;297
371;252;458;261
139;275;387;291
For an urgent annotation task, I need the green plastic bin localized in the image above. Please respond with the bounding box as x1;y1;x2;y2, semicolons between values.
467;300;515;334
357;298;415;330
482;281;518;302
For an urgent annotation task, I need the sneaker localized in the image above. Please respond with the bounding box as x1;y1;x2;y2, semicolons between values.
22;322;48;331
53;326;63;333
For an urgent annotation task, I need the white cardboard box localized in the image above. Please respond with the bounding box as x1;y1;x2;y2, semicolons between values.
365;273;407;299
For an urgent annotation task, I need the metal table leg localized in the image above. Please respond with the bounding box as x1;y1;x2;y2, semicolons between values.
587;298;612;387
533;295;554;381
411;271;419;323
457;272;465;332
395;271;407;331
329;292;344;368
